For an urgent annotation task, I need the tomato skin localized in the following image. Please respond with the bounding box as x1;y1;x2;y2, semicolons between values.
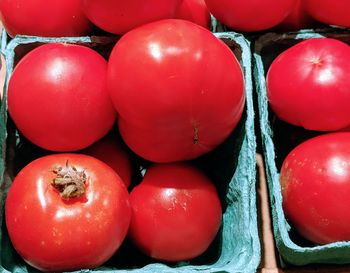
281;132;350;244
204;0;296;32
175;0;211;29
267;38;350;131
108;19;245;163
81;0;181;35
5;153;131;271
276;0;317;31
8;43;116;152
129;163;222;261
0;0;92;37
82;137;133;188
304;0;350;28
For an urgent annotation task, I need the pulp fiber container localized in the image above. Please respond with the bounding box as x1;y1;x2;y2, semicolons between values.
0;32;260;273
254;29;350;266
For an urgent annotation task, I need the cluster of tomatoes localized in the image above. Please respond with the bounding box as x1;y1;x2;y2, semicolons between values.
0;0;246;272
2;0;350;271
263;8;350;247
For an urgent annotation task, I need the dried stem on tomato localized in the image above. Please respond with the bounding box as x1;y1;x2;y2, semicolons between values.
52;161;86;199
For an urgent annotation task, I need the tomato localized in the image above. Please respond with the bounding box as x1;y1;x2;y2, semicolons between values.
267;38;350;131
129;163;222;261
304;0;350;28
280;132;350;244
204;0;296;32
0;0;92;37
175;0;211;29
8;43;116;152
82;136;133;188
81;0;181;35
276;0;318;31
5;153;131;271
108;19;245;163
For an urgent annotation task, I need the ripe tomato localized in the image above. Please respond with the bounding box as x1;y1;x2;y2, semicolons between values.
304;0;350;28
175;0;211;29
8;43;116;152
108;19;245;163
5;153;131;271
276;0;318;31
267;38;350;131
82;136;133;188
204;0;296;32
280;132;350;244
81;0;181;35
0;0;92;37
129;163;222;261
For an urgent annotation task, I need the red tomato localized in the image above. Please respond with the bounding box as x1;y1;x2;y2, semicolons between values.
276;0;317;31
82;137;133;188
175;0;211;29
0;0;92;37
280;132;350;244
304;0;350;28
81;0;181;35
129;163;222;261
267;38;350;131
5;153;131;271
108;19;245;163
8;43;116;152
204;0;296;32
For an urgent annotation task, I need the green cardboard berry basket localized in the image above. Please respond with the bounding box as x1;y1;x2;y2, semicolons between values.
254;28;350;266
0;31;260;273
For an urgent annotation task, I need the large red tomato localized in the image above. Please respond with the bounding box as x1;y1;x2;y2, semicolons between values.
276;0;317;31
0;0;92;37
267;38;350;131
82;137;133;188
281;132;350;244
8;43;116;152
204;0;296;32
304;0;350;28
129;163;222;261
5;153;131;271
81;0;181;35
175;0;211;29
108;19;245;163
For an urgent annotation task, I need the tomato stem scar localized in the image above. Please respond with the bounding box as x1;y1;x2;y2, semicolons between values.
52;161;86;199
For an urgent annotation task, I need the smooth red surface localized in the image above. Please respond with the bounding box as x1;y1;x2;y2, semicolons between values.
108;19;245;163
83;137;133;188
175;0;211;29
305;0;350;27
0;0;92;37
8;43;116;152
81;0;181;34
204;0;296;32
277;0;317;31
5;154;131;271
267;38;350;131
281;133;350;244
129;163;222;261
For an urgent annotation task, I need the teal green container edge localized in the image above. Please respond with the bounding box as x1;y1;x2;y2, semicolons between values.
254;28;350;266
0;31;260;273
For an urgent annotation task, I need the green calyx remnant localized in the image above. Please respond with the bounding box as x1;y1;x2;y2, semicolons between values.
52;161;87;199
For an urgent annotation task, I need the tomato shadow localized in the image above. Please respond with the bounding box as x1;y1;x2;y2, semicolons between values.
271;116;325;171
